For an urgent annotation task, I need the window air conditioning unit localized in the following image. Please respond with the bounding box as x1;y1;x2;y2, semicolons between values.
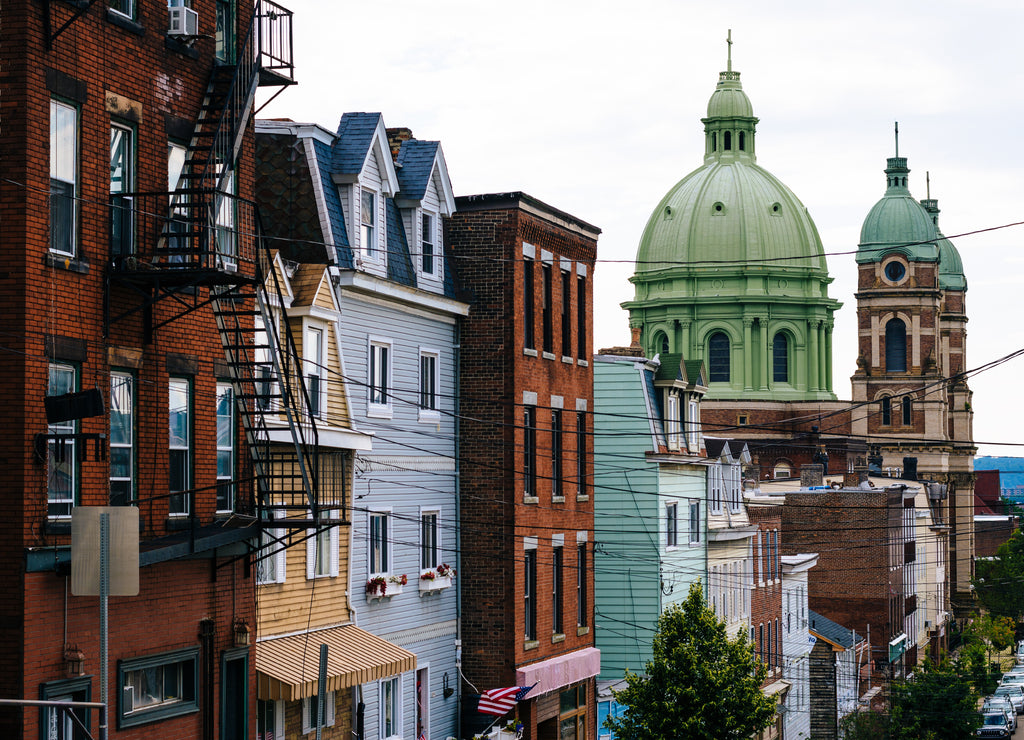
168;6;199;36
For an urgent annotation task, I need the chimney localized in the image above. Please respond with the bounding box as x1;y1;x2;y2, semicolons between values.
630;326;642;349
800;464;823;488
386;127;413;161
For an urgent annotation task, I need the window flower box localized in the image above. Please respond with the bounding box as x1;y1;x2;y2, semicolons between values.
419;564;456;593
366;574;406;603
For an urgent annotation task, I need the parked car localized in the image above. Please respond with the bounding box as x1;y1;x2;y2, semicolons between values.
977;712;1012;738
1016;641;1024;665
994;683;1024;714
983;698;1018;732
1001;672;1024;689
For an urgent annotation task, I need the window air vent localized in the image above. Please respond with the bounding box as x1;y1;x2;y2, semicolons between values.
168;7;199;36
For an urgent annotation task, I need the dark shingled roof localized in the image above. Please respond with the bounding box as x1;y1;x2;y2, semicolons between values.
385;199;415;288
654;353;685;383
809;610;862;649
395;140;439;201
311;138;352;267
332;113;382;175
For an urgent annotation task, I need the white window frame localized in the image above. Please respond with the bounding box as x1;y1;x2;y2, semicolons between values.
687;399;700;451
50;99;78;257
47;362;77;519
301;691;336;735
108;0;135;19
216;382;234;513
369;510;391;577
420;509;440;572
418;348;440;421
304;324;325;418
688;501;701;545
257;698;285;740
368;337;392;418
257;513;287;585
415;666;430;740
665;393;681;450
361;188;378;259
168;377;191;516
379;676;402;740
109;371;134;506
306;513;339;580
727;463;742;514
420;211;437;276
665;501;678;549
709;464;723;515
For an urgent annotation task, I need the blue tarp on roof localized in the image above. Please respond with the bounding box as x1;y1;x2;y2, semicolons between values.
311;138;352;268
332;112;381;175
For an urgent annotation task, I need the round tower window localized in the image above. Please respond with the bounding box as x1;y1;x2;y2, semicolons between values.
884;261;906;283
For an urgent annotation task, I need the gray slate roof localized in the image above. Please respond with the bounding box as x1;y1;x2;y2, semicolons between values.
332;112;382;175
395;140;439;201
808;609;862;649
311;138;352;267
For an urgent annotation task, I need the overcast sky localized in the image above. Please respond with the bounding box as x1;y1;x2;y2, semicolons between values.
259;0;1024;457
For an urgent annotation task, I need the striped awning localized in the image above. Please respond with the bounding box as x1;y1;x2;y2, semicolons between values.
255;625;416;701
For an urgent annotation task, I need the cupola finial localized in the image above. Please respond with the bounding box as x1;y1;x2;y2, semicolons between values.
894;121;899;158
726;29;733;73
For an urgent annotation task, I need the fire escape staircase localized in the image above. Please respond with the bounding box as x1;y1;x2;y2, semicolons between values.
106;2;336;529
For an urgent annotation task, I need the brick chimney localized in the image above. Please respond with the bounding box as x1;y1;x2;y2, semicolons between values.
386;127;413;161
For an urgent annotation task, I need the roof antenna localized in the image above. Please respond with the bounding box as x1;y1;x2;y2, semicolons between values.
726;29;733;73
894;121;899;158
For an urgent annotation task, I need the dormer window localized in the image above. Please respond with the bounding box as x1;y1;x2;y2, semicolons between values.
665;392;681;450
360;189;376;258
421;212;435;275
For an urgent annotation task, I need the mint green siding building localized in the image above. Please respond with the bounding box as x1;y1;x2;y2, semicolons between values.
593;353;708;680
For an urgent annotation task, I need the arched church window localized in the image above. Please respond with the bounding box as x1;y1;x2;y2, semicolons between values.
724;131;732;150
902;395;912;426
739;131;745;151
653;331;669;355
880;396;892;426
885;318;907;372
772;333;789;383
708;332;730;383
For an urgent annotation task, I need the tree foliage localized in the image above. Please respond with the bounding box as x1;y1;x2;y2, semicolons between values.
888;658;980;740
606;582;776;740
975;528;1024;619
838;708;890;740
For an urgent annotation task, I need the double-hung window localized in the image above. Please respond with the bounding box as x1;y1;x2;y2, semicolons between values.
689;501;701;545
524;545;537;641
110;123;134;255
576;273;586;358
666;393;681;450
560;269;571;357
576;542;587;628
361;189;376;258
368;340;391;414
168;378;191;516
50;100;78;257
379;677;401;739
421;511;439;571
523;257;535;350
307;515;339;579
666;502;678;548
214;169;237;269
552;545;564;635
216;383;234;512
47;363;77;519
421;212;435;275
523;406;536;497
542;263;553;354
301;692;335;734
551;409;563;499
369;512;390;576
419;350;439;416
576;412;587;497
304;326;324;417
257;514;286;585
110;372;134;506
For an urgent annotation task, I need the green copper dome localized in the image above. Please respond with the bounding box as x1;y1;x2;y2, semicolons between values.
857;157;939;263
624;40;840;403
921;197;967;291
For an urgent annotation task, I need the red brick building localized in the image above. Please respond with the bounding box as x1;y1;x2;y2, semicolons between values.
0;2;313;738
448;193;599;740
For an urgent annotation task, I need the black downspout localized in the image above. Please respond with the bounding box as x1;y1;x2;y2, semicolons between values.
200;618;216;740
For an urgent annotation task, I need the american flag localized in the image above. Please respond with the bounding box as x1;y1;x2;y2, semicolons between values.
477;684;536;715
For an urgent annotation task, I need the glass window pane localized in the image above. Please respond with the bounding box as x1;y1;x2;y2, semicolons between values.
110;126;131;194
50;102;76;182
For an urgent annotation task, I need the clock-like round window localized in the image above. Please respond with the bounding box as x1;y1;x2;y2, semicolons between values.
884;261;906;283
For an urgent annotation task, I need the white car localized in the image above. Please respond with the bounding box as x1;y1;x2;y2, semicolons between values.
1000;673;1024;689
1017;641;1024;665
994;683;1024;714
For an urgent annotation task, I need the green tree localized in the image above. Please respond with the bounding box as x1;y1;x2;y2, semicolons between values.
975;528;1024;619
838;708;890;740
888;658;980;740
959;641;999;696
606;582;776;740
